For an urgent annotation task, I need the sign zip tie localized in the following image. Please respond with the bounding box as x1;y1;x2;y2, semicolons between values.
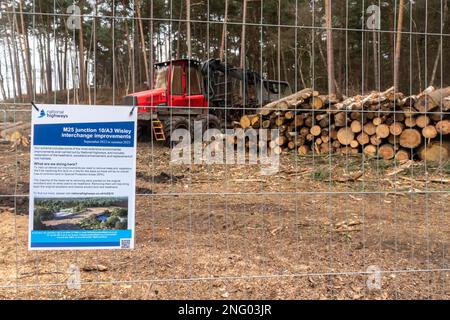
129;101;137;116
31;101;39;112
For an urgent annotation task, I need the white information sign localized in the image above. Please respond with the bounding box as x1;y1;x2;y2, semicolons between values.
29;105;137;250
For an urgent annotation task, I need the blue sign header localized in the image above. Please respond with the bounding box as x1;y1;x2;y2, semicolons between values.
33;121;135;147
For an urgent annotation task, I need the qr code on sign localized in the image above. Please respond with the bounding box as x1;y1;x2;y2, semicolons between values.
120;239;131;249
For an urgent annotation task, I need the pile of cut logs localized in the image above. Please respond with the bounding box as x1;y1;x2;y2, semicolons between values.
0;122;31;148
237;87;450;162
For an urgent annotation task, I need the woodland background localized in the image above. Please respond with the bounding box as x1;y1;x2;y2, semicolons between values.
0;0;449;104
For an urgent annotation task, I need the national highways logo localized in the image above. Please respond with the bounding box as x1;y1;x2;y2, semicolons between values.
39;109;68;119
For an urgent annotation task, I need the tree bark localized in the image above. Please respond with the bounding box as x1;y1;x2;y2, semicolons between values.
63;22;68;92
1;39;11;99
176;0;184;59
18;0;33;98
7;11;22;99
78;0;86;101
393;0;405;91
240;0;247;68
136;0;150;87
37;35;46;94
325;0;336;96
124;16;132;94
46;30;52;95
149;0;154;88
372;28;379;91
429;0;448;87
0;58;6;100
186;0;192;57
219;0;228;61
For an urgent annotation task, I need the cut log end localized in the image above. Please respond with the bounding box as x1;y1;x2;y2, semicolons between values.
395;149;410;162
389;122;404;136
350;120;362;133
375;124;390;139
418;142;450;162
363;144;377;157
298;145;311;155
436;119;450;135
337;127;355;146
310;125;322;137
416;115;430;129
378;144;395;160
240;115;252;129
400;129;422;149
422;125;438;139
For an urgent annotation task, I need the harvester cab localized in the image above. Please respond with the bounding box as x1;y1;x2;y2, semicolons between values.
124;59;212;143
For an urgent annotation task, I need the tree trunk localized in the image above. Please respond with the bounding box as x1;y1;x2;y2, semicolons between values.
7;11;22;99
149;0;154;89
186;0;191;57
372;29;379;91
393;0;405;91
136;0;150;87
2;39;11;99
56;46;61;91
277;0;281;84
17;0;33;98
176;0;184;59
123;3;132;93
281;44;288;83
46;31;53;95
63;23;68;91
0;59;6;100
78;0;86;101
240;0;247;68
13;6;28;98
13;34;23;99
37;35;45;94
219;0;228;61
325;0;336;96
429;0;448;87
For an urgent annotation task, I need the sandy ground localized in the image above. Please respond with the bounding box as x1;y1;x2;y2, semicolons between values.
0;140;449;300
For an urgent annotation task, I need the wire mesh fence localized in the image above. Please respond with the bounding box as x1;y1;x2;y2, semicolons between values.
0;0;449;299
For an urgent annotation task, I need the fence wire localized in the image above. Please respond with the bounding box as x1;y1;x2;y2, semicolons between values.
0;0;449;300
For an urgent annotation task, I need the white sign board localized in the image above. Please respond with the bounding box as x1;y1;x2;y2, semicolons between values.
29;105;137;250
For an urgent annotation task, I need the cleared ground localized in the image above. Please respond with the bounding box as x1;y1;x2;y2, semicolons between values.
42;207;115;230
0;139;449;299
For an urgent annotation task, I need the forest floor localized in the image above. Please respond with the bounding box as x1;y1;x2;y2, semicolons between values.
0;139;449;299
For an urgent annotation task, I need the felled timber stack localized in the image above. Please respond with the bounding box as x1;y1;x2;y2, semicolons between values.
0;122;31;148
236;86;450;162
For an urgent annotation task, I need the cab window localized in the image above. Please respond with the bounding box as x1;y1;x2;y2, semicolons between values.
186;66;202;95
154;66;168;90
171;65;183;95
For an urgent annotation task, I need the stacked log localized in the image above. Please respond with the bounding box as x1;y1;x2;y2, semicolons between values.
0;122;31;148
236;86;450;162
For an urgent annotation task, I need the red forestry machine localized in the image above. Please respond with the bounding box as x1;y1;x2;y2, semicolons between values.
123;59;292;144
